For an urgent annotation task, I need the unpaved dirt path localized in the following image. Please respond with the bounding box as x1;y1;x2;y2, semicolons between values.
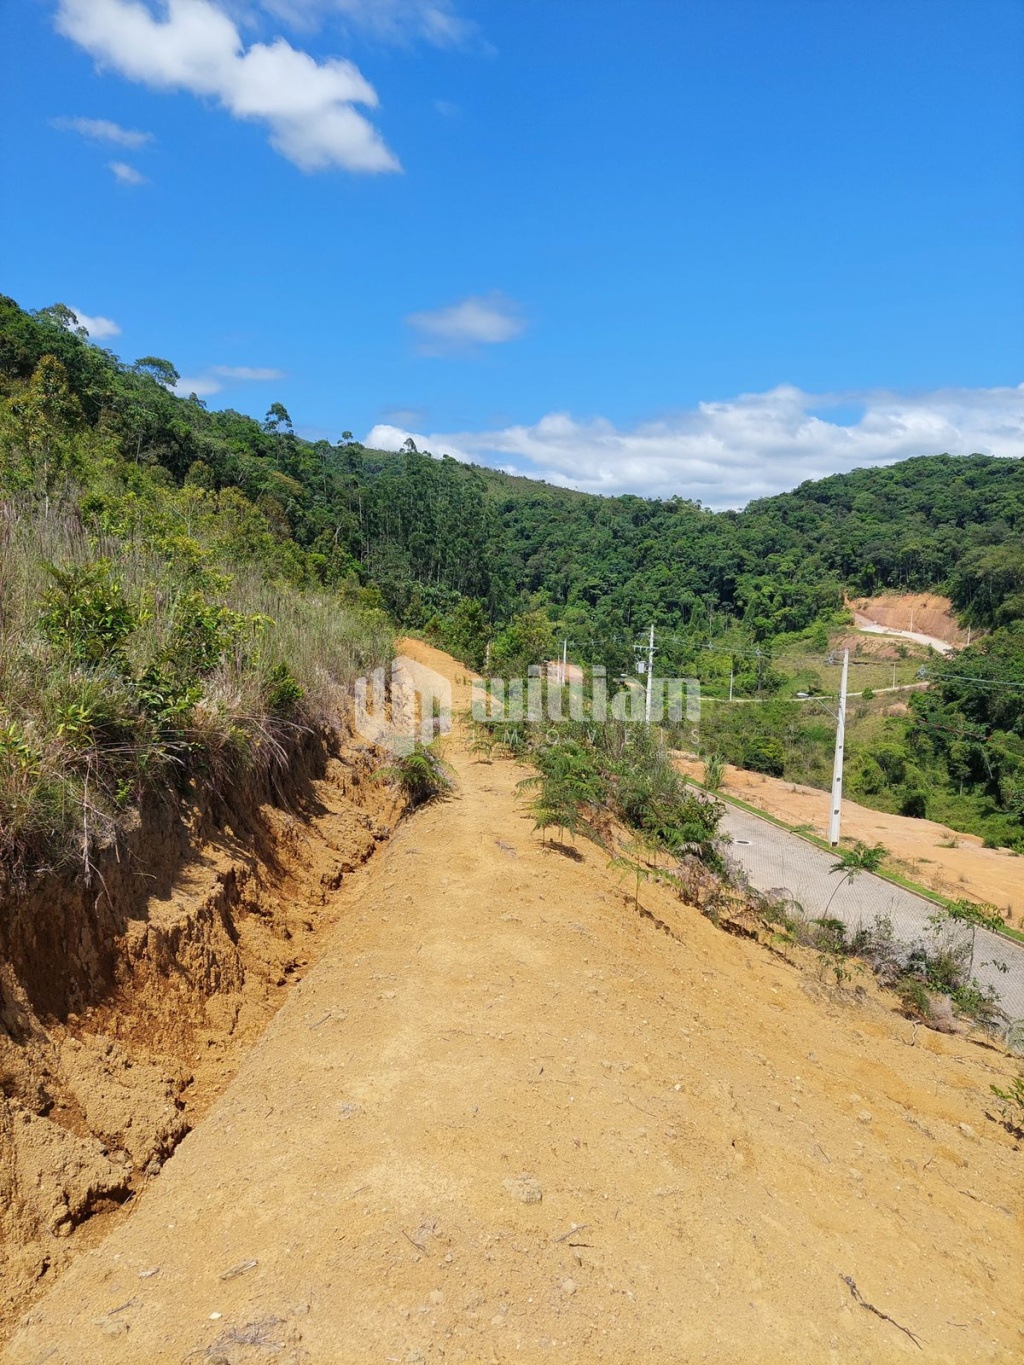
7;642;1022;1364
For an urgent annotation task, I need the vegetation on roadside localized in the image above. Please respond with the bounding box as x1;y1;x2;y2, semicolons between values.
0;300;392;882
3;290;1022;878
734;886;1013;1036
380;741;454;807
990;1076;1024;1136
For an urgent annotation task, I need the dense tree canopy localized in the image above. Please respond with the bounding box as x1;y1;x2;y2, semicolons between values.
2;292;1022;846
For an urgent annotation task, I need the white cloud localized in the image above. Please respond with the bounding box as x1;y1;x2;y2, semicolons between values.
406;292;526;354
365;382;1024;508
109;159;147;183
173;374;224;397
55;0;400;173
210;364;287;380
173;362;287;397
259;0;473;47
67;306;122;339
52;114;154;147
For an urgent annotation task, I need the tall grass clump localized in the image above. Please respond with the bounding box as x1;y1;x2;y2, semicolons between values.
0;493;391;884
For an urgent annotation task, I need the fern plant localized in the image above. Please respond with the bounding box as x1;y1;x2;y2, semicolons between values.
515;739;604;846
381;742;454;807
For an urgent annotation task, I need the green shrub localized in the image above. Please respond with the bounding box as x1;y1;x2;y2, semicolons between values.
990;1076;1024;1134
39;560;136;667
703;753;725;791
265;662;303;714
897;978;932;1020
740;736;785;777
381;742;453;807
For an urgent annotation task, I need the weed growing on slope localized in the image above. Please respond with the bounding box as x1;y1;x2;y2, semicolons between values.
0;496;392;883
989;1076;1024;1136
381;741;453;807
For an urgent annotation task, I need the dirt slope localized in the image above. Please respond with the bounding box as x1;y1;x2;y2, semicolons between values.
675;757;1024;927
6;642;1022;1364
0;733;397;1338
850;594;968;647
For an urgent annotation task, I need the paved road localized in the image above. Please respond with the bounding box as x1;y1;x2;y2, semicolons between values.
720;804;1024;1020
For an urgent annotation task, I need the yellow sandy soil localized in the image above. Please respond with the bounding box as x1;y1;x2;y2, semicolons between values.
849;594;969;646
6;641;1022;1364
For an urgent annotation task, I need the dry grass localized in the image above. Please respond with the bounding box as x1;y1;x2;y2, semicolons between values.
0;493;393;882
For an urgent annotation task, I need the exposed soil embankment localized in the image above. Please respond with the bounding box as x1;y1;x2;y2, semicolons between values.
0;722;399;1335
7;640;1020;1365
849;592;968;647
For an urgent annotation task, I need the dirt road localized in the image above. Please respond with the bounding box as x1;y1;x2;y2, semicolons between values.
7;642;1022;1364
849;594;969;650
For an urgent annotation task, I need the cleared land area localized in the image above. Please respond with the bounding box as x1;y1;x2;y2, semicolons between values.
6;642;1022;1365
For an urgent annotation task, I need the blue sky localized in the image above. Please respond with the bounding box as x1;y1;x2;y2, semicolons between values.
3;0;1023;505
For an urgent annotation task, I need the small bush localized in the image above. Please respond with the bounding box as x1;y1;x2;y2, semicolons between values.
703;753;725;791
740;736;785;777
989;1076;1024;1134
898;978;932;1020
381;742;453;807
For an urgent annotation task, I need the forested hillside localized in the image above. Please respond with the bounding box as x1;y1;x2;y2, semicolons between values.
0;297;393;880
1;293;1022;855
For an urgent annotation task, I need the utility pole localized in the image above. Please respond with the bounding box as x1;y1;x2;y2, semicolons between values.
729;668;734;703
828;649;849;846
644;624;656;723
891;660;896;689
561;638;568;686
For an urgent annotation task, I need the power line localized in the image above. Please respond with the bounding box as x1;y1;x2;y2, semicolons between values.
923;671;1024;691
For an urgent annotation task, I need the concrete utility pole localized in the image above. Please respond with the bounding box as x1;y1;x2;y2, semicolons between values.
644;624;656;723
729;668;734;702
828;649;849;846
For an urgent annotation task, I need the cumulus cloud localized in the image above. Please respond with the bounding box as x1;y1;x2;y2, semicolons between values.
52;114;154;147
109;159;147;183
67;306;122;339
173;362;287;397
365;383;1024;507
55;0;400;173
406;292;526;354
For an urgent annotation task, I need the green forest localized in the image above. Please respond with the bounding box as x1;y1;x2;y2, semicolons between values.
1;293;1023;870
